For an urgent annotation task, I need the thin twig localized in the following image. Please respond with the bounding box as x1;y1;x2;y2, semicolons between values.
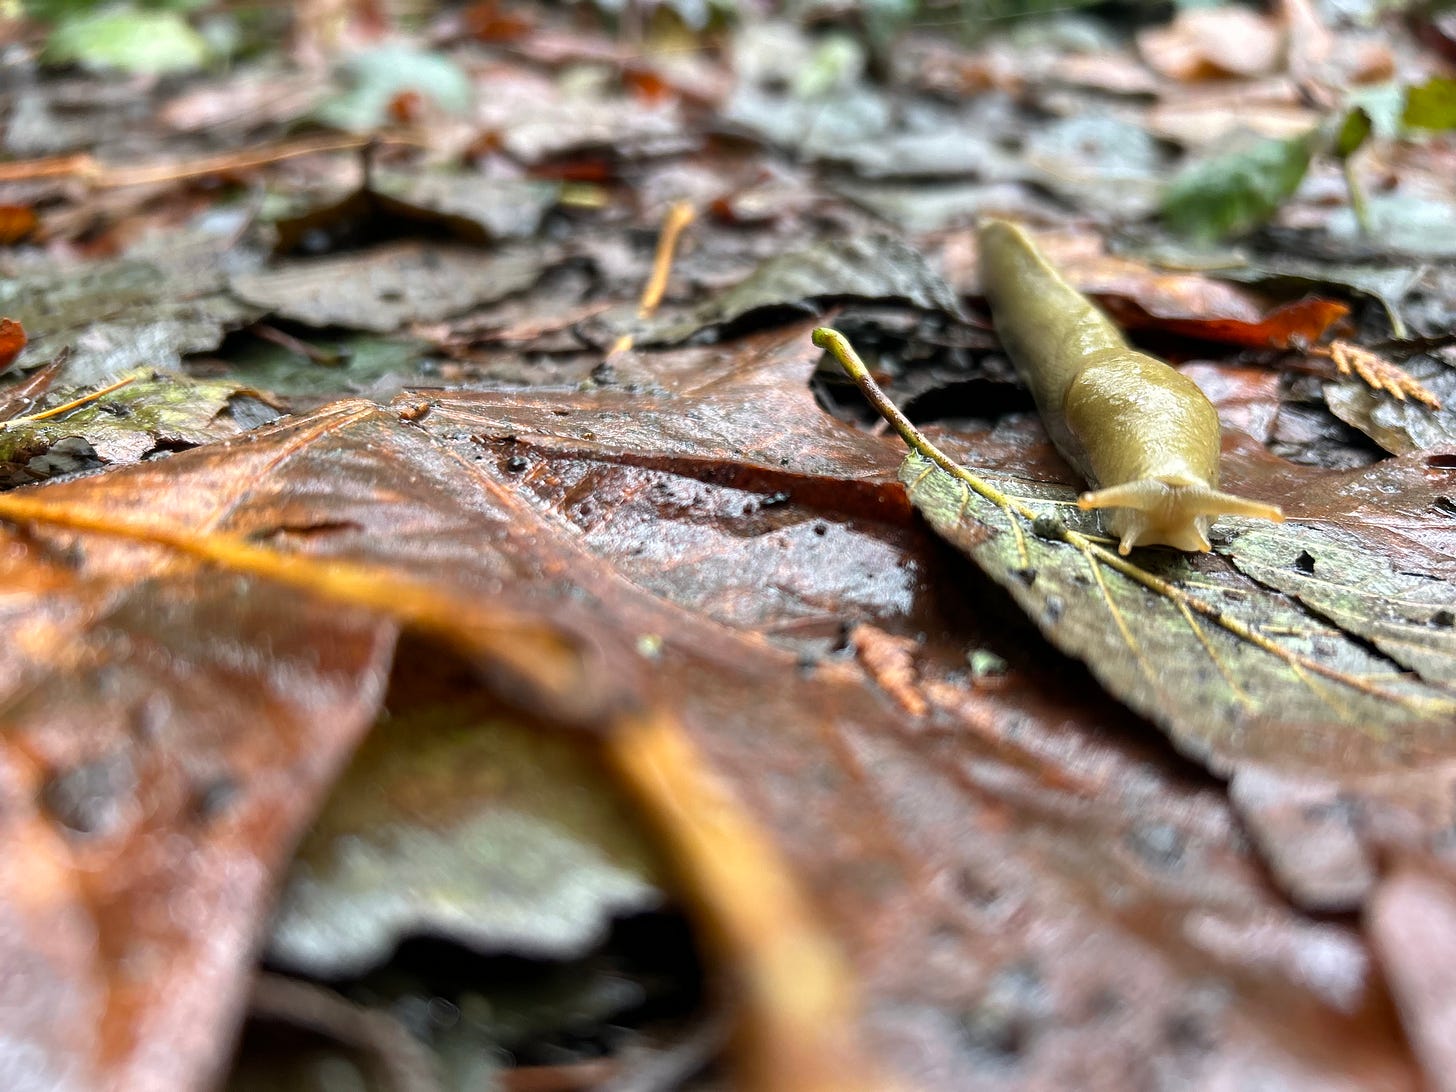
0;374;137;429
638;201;696;318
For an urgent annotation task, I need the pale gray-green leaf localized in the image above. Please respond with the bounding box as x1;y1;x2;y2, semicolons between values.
900;449;1456;769
267;708;665;977
1326;354;1456;455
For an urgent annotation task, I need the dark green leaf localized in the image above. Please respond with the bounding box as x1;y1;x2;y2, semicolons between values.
1335;107;1373;159
1162;132;1314;243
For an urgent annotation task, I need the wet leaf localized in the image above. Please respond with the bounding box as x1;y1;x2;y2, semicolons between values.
0;243;263;385
1163;131;1315;242
641;235;963;344
44;7;211;75
370;170;562;243
0;368;278;488
230;243;552;334
0;546;398;1092
0;325;1418;1088
899;448;1456;756
268;702;664;976
0;205;38;245
0;318;25;372
1112;296;1350;349
1327;354;1456;454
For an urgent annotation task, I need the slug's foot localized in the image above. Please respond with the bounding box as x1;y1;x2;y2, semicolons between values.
1078;478;1284;556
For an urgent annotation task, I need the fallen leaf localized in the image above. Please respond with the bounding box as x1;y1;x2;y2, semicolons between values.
0;205;38;245
1138;7;1287;81
370;169;562;242
640;235;964;345
1327;353;1456;454
1106;295;1350;349
0;325;1421;1087
0;368;279;488
1163;130;1315;242
0;318;25;371
942;226;1350;346
268;700;665;976
0;242;263;385
820;327;1456;918
230;242;552;334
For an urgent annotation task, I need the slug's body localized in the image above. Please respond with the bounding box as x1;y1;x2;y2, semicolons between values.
977;219;1283;555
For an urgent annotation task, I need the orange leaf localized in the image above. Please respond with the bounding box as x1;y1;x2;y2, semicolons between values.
0;318;27;372
1109;296;1350;349
0;204;37;245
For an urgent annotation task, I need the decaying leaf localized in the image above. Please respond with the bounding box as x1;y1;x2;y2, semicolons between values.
0;322;1421;1088
0;368;279;488
818;325;1456;913
268;700;666;976
230;242;553;334
0;243;263;385
1327;352;1456;454
899;449;1456;749
641;234;964;344
0;318;26;371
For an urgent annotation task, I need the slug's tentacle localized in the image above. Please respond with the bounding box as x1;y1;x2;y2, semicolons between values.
977;218;1284;554
1078;479;1286;555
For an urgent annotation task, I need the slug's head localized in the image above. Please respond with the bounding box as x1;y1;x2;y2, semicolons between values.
1078;477;1284;555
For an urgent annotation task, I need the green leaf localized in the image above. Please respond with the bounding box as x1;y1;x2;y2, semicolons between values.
1162;132;1314;243
1334;107;1372;159
44;7;210;74
1402;76;1456;131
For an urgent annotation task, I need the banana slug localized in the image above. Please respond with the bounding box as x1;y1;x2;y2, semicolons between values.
977;219;1283;555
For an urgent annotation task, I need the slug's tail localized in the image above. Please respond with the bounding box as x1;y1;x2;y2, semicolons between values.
1078;479;1284;555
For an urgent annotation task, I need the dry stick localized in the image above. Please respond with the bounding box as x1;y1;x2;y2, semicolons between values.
638;202;697;318
609;201;697;356
811;326;1456;716
0;374;136;429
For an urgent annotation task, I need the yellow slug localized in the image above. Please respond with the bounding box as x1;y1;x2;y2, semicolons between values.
977;219;1283;555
